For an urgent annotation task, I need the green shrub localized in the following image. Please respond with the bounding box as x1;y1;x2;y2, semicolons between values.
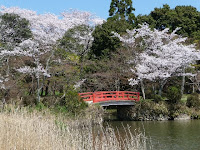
42;96;58;107
132;100;169;119
60;88;88;115
136;100;168;115
169;103;191;118
153;101;169;115
154;95;163;103
166;86;182;104
35;102;47;111
22;95;37;106
186;93;200;109
145;89;154;99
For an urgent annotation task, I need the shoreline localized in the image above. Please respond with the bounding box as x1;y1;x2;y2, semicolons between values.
103;101;200;121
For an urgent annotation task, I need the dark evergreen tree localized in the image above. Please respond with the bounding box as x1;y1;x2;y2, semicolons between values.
91;0;135;58
91;17;132;58
135;5;200;39
109;0;135;24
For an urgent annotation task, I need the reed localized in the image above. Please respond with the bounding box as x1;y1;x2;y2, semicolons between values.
0;106;148;150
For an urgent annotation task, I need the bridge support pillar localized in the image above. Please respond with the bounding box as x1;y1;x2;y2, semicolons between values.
117;105;136;120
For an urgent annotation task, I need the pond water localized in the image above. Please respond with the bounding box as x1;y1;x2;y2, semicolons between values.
105;120;200;150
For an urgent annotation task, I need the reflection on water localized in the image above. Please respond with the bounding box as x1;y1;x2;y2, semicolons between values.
105;120;200;150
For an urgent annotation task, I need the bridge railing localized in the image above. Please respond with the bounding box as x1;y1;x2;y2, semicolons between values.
79;91;140;103
78;92;94;101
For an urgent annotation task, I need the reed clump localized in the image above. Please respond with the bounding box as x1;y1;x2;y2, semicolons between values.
0;105;148;150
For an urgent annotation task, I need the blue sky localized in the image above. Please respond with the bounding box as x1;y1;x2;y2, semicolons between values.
1;0;200;19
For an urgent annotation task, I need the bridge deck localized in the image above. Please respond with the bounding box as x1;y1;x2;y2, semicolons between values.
95;100;136;106
79;91;140;106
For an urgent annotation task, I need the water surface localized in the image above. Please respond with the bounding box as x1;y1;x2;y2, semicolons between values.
105;120;200;150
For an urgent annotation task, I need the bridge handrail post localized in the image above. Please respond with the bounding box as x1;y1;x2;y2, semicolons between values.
137;92;140;101
93;92;95;103
122;91;124;99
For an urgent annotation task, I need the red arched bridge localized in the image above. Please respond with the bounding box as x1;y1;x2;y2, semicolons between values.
79;91;140;106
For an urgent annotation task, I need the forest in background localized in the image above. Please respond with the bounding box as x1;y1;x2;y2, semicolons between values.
0;1;200;115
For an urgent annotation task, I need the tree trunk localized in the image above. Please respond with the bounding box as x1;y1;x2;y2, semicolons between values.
181;75;185;96
193;84;195;93
181;69;185;96
37;76;40;103
45;80;50;96
152;84;156;95
53;81;56;96
40;87;44;96
158;80;167;96
2;98;6;109
6;56;10;76
140;79;145;100
115;78;120;91
46;49;54;73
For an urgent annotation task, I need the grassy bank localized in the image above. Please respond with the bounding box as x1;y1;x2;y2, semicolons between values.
0;105;148;150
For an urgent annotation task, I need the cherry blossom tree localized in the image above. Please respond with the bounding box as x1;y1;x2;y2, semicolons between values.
114;24;200;99
0;12;33;106
0;6;104;102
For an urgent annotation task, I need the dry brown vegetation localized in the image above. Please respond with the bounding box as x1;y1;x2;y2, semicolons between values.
0;105;148;150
